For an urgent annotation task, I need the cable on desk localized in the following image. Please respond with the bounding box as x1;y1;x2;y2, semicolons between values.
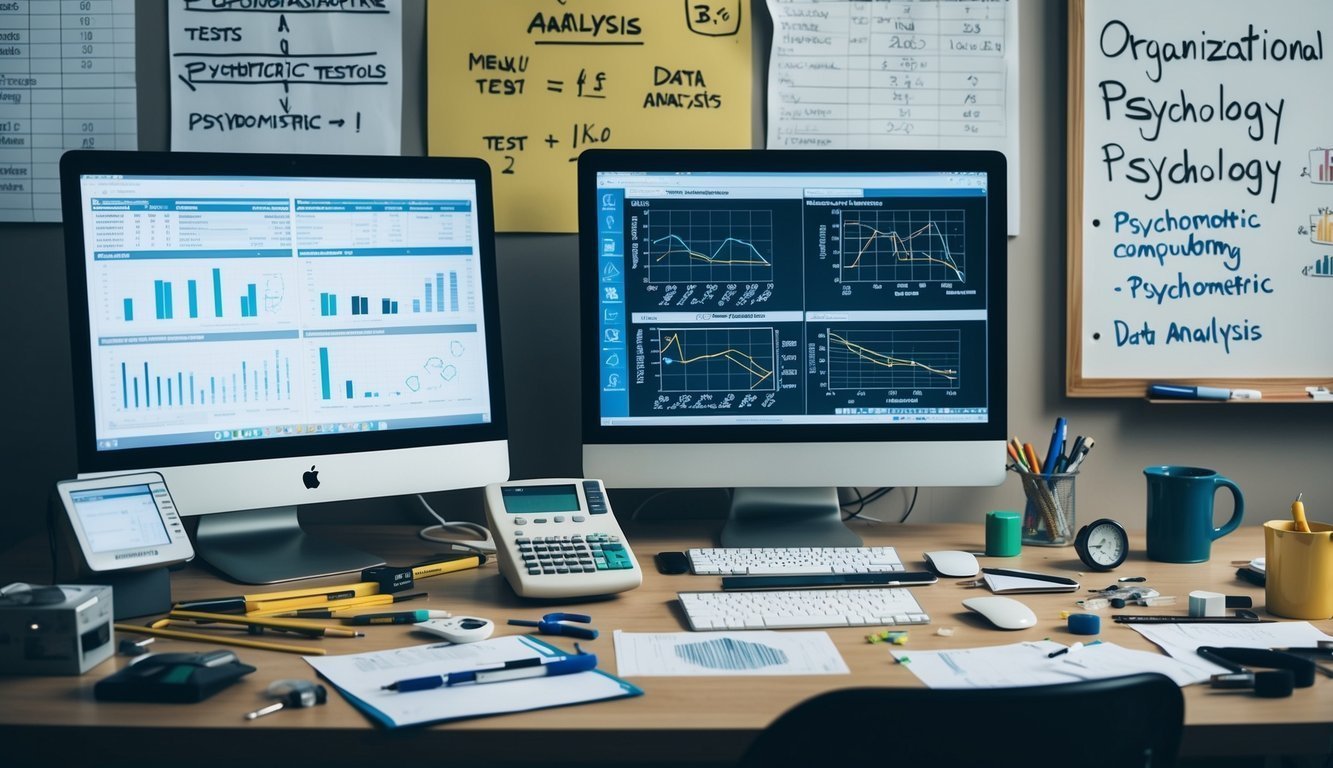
841;487;895;522
899;487;920;524
415;494;496;555
839;486;919;524
629;488;732;522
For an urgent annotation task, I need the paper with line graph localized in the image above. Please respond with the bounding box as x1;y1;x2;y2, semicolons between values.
613;630;848;676
766;0;1020;234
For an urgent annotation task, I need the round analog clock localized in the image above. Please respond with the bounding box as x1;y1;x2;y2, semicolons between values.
1074;518;1130;571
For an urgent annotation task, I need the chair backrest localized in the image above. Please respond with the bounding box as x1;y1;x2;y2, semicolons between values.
738;673;1183;768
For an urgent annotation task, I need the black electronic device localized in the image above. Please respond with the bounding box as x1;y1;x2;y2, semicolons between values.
655;552;690;575
95;650;255;703
52;473;195;619
1074;518;1129;571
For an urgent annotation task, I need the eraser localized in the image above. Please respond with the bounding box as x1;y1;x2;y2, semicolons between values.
1068;613;1100;635
361;565;414;593
1189;590;1226;617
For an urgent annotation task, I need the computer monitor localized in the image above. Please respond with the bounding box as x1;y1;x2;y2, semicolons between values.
579;149;1006;547
62;151;509;584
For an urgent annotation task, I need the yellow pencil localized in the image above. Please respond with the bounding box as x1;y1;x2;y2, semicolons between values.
113;623;326;655
411;555;483;580
249;591;425;617
175;580;382;614
168;609;363;638
247;590;385;614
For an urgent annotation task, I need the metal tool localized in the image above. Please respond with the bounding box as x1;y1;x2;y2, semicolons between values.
244;679;328;720
507;612;599;640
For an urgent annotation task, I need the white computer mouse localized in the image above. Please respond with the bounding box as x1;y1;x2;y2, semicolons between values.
962;596;1038;630
923;550;980;578
414;616;495;644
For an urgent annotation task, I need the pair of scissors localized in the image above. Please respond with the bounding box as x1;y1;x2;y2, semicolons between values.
507;612;599;640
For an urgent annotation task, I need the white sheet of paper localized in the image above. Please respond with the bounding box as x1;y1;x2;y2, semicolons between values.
766;0;1021;234
890;640;1216;689
305;636;638;728
1128;621;1333;661
613;630;848;677
0;0;137;222
168;1;401;154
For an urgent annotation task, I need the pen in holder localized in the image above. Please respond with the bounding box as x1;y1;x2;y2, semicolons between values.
1014;468;1077;546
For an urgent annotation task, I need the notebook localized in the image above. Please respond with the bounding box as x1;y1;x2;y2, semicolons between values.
981;568;1079;594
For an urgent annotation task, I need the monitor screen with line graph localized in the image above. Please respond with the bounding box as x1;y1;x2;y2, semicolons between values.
579;149;1006;546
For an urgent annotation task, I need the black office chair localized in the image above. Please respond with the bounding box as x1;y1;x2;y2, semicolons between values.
737;673;1183;768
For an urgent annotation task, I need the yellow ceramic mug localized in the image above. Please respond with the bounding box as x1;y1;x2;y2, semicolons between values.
1263;520;1333;620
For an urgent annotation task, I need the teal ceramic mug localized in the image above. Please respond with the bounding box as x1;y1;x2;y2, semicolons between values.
1144;466;1244;563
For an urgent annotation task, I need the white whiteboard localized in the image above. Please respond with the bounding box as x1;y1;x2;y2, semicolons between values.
1069;0;1333;396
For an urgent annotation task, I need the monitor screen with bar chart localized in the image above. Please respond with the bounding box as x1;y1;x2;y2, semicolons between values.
62;151;509;583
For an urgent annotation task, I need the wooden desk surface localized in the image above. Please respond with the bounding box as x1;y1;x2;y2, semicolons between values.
1;522;1330;766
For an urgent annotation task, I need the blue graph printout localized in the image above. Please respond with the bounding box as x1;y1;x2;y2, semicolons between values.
77;177;494;451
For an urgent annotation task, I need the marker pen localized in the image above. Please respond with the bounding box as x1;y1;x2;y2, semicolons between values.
382;653;598;692
346;610;453;626
1148;384;1262;401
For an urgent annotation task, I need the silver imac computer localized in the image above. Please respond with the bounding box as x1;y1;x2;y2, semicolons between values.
62;151;509;584
579;149;1006;547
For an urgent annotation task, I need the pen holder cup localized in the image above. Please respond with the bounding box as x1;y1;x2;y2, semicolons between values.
1017;470;1077;547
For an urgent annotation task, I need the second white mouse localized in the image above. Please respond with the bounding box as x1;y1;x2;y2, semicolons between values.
962;596;1038;630
923;550;980;578
414;616;495;644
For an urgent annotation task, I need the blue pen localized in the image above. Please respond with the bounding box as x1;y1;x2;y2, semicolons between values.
382;653;598;692
1042;417;1066;476
1147;384;1230;400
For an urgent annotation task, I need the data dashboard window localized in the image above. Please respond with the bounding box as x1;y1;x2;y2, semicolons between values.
70;484;169;554
595;171;993;426
78;175;494;451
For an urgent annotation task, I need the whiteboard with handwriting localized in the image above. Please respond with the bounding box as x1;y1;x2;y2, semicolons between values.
1069;0;1333;396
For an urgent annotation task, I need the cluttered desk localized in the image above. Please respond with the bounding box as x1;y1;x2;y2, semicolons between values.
6;139;1332;767
2;520;1332;767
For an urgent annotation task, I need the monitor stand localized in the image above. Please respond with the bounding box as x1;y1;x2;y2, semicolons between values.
719;487;863;547
194;506;385;584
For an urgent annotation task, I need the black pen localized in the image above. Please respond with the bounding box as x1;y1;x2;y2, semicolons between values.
981;568;1078;586
1047;642;1085;658
1112;615;1272;624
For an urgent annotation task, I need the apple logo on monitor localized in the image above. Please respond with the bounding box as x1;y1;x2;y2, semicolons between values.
303;465;320;489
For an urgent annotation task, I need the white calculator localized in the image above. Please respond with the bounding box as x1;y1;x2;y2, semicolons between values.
484;479;642;599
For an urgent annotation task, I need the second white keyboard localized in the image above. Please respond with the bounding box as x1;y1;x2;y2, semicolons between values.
678;588;930;630
686;546;904;575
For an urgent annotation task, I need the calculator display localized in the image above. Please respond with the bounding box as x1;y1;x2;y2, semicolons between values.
500;484;581;514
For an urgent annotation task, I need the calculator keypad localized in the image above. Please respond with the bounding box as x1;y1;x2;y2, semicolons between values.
518;533;633;576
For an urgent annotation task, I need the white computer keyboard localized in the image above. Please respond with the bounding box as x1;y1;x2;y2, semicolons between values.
686;546;905;575
677;588;930;630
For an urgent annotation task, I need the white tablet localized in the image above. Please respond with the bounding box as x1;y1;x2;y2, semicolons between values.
55;472;194;572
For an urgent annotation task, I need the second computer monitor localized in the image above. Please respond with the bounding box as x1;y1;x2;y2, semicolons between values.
579;150;1007;546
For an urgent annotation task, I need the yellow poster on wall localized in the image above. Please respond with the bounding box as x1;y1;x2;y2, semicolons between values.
427;1;752;232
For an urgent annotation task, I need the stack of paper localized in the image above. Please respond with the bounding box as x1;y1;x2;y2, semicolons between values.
890;641;1216;689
